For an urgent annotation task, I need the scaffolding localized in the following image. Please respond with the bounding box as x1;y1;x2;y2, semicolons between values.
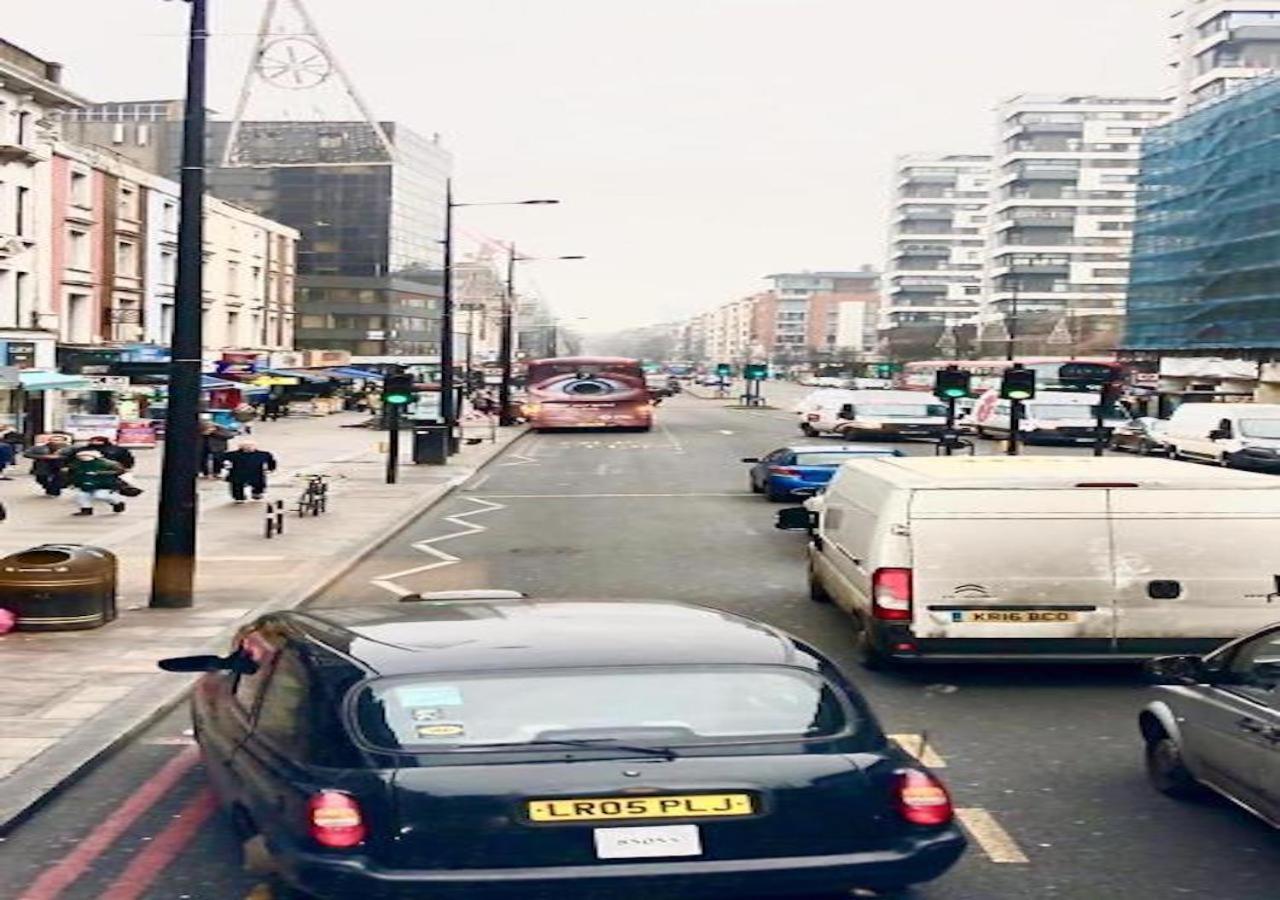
1127;74;1280;351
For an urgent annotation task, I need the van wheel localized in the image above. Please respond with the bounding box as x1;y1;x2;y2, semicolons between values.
975;427;989;439
807;565;833;603
856;627;896;671
1146;736;1202;800
800;423;817;437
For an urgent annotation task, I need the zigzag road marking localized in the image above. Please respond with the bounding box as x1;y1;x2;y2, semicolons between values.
369;497;506;597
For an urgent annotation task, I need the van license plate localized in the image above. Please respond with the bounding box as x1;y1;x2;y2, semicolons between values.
528;793;753;822
952;611;1079;624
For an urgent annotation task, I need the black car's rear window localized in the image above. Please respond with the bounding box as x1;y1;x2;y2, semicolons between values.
350;665;852;752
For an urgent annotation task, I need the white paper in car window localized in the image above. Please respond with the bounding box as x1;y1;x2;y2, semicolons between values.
396;685;464;708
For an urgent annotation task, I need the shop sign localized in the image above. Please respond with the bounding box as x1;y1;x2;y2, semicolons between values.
117;420;157;448
252;375;301;386
5;341;38;369
216;352;260;376
83;375;131;390
66;413;121;441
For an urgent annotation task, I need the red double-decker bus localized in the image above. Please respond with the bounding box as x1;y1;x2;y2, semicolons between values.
522;356;653;432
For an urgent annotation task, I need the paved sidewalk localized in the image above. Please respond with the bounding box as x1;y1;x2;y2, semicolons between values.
0;409;523;830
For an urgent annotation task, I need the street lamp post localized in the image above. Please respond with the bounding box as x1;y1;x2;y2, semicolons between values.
441;192;559;450
499;249;585;426
150;0;207;609
1005;279;1021;363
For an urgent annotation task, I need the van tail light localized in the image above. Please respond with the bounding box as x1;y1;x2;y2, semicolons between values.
807;414;820;422
894;769;954;826
872;567;913;621
308;791;366;848
769;466;799;476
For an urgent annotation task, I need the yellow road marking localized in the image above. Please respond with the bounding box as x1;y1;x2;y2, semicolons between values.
955;808;1030;864
888;733;947;768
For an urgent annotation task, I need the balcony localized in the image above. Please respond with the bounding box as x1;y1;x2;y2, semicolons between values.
0;141;41;165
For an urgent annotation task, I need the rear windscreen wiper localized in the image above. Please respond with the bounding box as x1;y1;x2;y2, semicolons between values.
471;738;679;759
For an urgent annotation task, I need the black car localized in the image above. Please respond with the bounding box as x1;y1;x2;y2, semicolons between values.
161;593;964;899
1111;417;1171;456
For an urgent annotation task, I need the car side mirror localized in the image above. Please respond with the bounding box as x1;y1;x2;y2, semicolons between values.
1143;654;1208;685
775;506;816;532
158;652;259;674
741;457;761;464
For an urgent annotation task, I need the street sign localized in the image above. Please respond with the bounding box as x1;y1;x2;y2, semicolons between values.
1046;317;1074;346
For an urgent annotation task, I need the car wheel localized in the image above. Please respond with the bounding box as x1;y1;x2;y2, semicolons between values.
1146;735;1202;799
765;484;791;502
807;564;833;604
749;475;763;494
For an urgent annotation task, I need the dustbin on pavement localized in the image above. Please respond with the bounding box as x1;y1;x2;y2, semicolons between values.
412;423;450;465
0;544;118;632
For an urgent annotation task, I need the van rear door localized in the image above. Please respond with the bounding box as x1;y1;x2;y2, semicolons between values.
908;489;1115;654
1109;488;1280;654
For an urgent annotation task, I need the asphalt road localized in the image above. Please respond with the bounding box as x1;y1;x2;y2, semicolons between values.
6;385;1280;899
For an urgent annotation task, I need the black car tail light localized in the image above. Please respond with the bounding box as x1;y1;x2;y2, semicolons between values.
308;790;367;848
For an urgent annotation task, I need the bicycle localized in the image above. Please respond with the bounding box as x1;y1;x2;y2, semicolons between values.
294;473;336;517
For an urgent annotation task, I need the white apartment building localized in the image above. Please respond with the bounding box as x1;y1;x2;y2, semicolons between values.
1170;1;1280;112
699;295;758;365
880;154;991;360
983;94;1171;357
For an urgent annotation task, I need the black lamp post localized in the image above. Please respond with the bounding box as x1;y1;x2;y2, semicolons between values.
499;249;585;426
150;0;206;609
441;191;558;450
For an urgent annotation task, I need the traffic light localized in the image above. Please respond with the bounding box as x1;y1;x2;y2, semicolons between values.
933;366;972;401
715;363;732;377
743;363;768;381
1000;364;1036;401
383;372;416;406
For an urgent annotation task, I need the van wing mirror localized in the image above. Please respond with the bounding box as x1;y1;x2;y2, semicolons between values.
1143;654;1207;685
775;506;816;532
838;405;856;421
1209;427;1231;441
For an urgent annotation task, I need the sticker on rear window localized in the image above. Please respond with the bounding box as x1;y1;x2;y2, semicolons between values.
415;723;465;739
409;707;447;722
397;685;463;707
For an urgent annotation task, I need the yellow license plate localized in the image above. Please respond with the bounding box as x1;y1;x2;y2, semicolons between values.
954;610;1079;624
527;793;754;823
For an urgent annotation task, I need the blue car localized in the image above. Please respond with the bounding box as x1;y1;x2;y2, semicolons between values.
743;444;906;501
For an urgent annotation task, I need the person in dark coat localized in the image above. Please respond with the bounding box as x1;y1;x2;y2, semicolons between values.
67;450;126;516
222;441;277;502
261;395;285;422
199;421;236;478
24;433;73;496
71;435;136;471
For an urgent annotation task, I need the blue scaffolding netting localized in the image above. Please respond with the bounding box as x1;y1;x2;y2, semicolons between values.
1127;75;1280;351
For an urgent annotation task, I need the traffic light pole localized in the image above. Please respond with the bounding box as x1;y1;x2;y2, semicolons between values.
943;397;957;457
1007;401;1023;456
386;403;400;484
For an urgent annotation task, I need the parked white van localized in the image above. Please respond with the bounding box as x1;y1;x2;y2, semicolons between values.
795;389;949;439
779;456;1280;668
1164;402;1280;472
969;389;1129;444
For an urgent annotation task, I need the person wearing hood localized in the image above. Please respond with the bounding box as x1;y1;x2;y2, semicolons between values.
24;433;72;496
67;449;126;516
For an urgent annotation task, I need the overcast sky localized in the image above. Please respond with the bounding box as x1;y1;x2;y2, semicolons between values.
7;1;1174;332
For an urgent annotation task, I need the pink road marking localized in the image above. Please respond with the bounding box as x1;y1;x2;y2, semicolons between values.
18;746;200;900
99;787;219;900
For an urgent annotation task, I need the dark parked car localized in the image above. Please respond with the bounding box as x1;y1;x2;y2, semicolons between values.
744;444;906;501
1111;417;1171;456
161;592;965;899
1140;623;1280;828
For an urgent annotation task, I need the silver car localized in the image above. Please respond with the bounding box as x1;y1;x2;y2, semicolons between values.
1140;624;1280;827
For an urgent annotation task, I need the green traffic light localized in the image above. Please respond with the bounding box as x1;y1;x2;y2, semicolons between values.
1006;391;1033;401
384;393;412;405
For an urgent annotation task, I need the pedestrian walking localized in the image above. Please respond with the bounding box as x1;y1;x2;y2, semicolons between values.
71;435;136;471
232;403;258;434
0;439;14;480
67;449;126;516
199;421;236;478
261;395;285;422
24;433;72;496
223;440;277;503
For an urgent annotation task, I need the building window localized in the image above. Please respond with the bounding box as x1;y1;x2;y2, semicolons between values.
70;170;91;208
161;303;174;343
68;228;91;270
15;271;28;327
160;249;176;284
227;261;240;296
118;184;140;220
16;111;31;146
15;187;27;237
65;292;92;343
162;200;177;231
116;240;138;276
227;310;240;346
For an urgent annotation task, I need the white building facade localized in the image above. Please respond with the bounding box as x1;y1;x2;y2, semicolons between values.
1170;1;1280;112
982;95;1171;357
880;154;991;360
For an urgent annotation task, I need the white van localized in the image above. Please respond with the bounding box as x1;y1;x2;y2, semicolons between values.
970;389;1128;444
1165;402;1280;472
780;456;1280;668
795;389;948;439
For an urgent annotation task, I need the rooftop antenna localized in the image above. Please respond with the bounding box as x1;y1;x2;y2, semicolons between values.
222;0;396;168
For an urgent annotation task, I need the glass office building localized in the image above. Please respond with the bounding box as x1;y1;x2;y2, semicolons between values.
1127;75;1280;353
